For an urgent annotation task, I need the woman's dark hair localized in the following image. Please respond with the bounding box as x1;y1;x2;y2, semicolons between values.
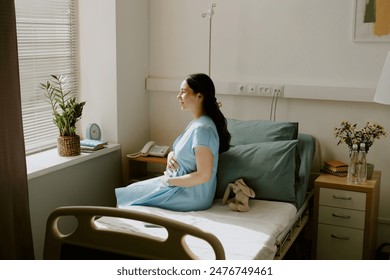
185;73;231;153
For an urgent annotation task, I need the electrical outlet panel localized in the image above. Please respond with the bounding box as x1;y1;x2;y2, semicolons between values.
233;82;284;97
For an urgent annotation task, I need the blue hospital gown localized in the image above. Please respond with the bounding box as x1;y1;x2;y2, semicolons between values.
115;116;220;211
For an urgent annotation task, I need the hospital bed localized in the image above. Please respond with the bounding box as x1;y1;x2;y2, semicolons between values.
44;119;318;260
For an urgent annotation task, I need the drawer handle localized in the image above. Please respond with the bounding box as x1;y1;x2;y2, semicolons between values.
331;234;350;241
332;195;352;200
332;213;351;219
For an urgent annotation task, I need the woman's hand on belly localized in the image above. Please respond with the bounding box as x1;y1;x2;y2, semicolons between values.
167;151;180;174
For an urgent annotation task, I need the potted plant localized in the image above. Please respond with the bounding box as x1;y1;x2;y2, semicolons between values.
40;74;86;156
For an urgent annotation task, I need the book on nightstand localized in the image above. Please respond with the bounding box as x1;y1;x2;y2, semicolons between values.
323;160;348;172
321;160;348;177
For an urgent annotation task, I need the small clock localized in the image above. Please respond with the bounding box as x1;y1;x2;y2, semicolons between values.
86;123;102;140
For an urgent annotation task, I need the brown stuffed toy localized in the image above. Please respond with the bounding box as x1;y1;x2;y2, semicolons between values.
222;178;255;212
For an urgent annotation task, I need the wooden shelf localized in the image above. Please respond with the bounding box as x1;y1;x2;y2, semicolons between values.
126;155;167;164
126;155;167;184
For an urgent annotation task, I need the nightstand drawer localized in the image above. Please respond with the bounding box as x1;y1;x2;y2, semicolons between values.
317;224;363;259
319;188;366;210
318;206;365;229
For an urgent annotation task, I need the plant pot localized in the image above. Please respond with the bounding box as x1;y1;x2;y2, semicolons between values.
57;135;80;156
367;163;374;180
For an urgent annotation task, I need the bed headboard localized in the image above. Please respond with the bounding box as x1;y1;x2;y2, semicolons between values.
215;119;316;209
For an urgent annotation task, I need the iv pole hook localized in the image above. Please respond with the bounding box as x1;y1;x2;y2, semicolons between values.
202;3;216;76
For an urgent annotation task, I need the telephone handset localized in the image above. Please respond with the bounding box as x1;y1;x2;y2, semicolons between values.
128;141;170;158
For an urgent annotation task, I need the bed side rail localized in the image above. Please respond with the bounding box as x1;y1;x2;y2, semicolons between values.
44;206;226;260
274;189;314;259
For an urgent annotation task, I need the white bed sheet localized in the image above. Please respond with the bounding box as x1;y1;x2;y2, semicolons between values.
95;199;297;260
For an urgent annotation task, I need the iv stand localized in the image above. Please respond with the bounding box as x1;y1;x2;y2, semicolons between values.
202;3;216;76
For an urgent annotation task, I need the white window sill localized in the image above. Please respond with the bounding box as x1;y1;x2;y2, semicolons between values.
26;143;121;180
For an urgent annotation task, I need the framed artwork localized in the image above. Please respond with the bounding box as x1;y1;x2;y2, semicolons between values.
353;0;390;42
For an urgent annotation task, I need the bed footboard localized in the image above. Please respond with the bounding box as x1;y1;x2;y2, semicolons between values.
44;206;226;260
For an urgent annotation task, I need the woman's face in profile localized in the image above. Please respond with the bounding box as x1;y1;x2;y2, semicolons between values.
177;80;201;112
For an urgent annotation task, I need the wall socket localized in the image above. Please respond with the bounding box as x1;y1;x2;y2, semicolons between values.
273;86;284;97
238;84;247;94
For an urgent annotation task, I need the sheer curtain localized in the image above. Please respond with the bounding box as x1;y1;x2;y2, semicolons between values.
0;0;35;259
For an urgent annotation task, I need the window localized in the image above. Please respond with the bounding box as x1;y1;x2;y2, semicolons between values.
15;0;78;155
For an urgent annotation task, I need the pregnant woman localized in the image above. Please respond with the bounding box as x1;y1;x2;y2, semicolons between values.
115;73;231;211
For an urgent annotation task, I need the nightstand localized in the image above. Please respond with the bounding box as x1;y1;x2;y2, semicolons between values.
127;155;167;183
313;171;380;259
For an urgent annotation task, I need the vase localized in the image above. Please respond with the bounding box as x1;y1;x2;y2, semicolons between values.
57;135;80;156
367;163;374;180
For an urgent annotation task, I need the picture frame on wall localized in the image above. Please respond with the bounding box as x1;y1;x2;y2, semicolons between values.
353;0;390;42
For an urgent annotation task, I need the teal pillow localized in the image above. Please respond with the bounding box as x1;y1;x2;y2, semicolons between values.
227;118;298;146
215;140;298;206
295;133;316;208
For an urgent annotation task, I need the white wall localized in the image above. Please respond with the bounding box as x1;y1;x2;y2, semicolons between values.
116;0;150;182
148;0;390;245
78;0;118;142
78;0;150;182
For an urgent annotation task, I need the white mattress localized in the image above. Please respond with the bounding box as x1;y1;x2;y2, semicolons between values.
95;199;297;260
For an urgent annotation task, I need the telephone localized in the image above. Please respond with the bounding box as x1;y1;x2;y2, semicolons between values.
128;141;170;158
